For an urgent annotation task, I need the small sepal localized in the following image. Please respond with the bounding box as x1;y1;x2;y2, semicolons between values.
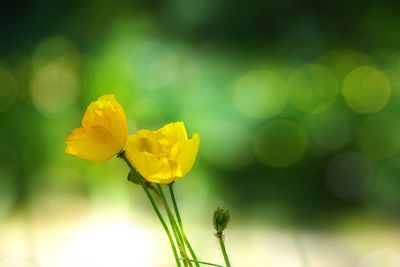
127;170;142;184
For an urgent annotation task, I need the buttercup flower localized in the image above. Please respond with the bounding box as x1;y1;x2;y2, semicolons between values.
125;121;200;184
65;94;128;161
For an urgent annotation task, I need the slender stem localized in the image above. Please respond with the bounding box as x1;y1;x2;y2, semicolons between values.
119;153;181;267
141;182;182;267
181;259;224;267
218;235;231;267
155;184;193;267
169;183;200;267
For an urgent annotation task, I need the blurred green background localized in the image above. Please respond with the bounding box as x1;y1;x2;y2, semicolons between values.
2;1;400;266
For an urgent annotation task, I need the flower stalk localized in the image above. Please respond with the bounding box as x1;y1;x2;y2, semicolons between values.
142;182;182;267
183;259;224;267
155;184;193;267
120;152;182;267
217;235;231;267
213;207;232;267
169;183;201;267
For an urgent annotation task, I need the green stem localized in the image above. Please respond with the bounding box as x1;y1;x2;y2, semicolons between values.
169;183;201;267
218;235;231;267
182;259;224;267
155;184;193;267
142;184;182;267
119;153;181;267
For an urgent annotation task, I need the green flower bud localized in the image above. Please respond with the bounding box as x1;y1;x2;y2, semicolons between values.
213;207;230;236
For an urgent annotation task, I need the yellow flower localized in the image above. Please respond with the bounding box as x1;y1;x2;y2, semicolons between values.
65;94;128;161
125;122;200;184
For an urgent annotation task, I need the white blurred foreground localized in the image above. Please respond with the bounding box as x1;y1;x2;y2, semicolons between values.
1;207;400;267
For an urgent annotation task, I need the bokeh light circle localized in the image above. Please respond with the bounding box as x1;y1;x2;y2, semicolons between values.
0;67;18;113
31;63;79;115
200;119;254;170
376;156;400;205
33;35;80;69
357;112;400;161
126;41;169;90
325;151;375;199
381;51;400;99
15;59;34;104
255;120;308;168
234;69;287;119
147;52;179;90
302;106;354;151
288;64;338;113
384;70;400;99
343;66;391;113
317;50;373;83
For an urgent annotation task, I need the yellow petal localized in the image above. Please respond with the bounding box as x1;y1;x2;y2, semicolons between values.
156;121;188;149
65;126;123;161
82;94;128;148
126;151;174;184
65;94;128;161
175;133;200;176
128;129;161;156
125;122;200;183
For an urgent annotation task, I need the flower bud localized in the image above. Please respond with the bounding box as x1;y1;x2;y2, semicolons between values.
213;207;230;236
